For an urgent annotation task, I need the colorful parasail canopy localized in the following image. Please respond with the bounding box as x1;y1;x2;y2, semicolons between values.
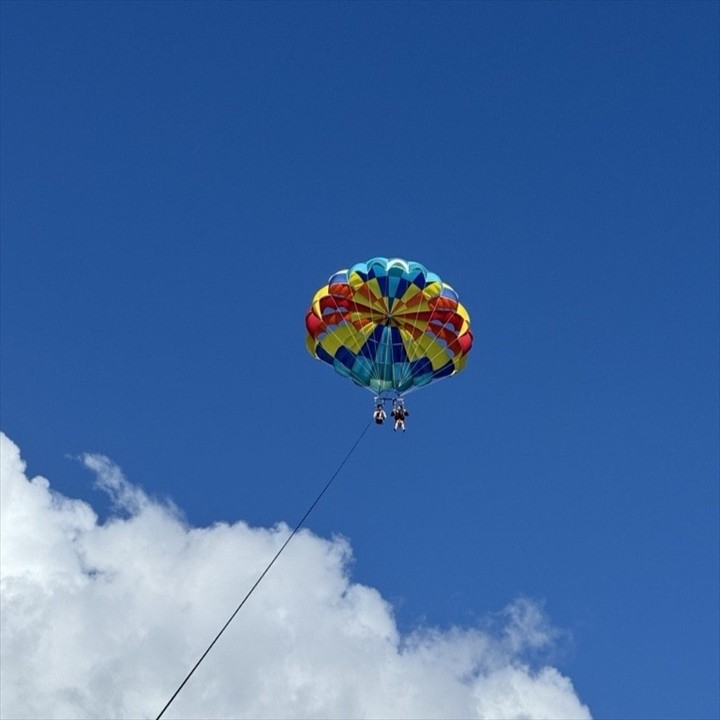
305;257;473;397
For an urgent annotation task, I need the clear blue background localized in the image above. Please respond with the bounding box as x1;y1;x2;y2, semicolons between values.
2;2;718;718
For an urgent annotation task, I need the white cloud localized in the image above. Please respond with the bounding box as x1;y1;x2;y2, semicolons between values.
0;431;591;720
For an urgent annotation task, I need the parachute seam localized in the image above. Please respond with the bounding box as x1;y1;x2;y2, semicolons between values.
404;279;448;391
349;268;382;393
397;272;429;393
314;271;359;387
422;296;469;380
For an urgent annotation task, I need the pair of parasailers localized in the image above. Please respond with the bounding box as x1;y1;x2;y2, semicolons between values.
373;403;409;431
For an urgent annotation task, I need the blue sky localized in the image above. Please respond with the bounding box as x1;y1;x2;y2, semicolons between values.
1;2;718;719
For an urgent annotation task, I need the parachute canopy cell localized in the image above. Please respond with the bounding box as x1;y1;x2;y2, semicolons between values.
305;257;473;395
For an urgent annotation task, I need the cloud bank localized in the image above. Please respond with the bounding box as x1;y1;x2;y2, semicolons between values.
0;432;590;719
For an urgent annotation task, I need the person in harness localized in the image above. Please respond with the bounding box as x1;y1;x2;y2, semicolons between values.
391;403;409;432
373;404;387;425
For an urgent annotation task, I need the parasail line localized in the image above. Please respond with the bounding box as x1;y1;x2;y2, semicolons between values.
154;420;372;720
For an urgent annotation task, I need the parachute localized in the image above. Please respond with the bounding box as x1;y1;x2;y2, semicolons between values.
305;257;473;399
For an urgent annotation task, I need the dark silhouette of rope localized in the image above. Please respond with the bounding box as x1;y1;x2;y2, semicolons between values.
155;420;372;720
